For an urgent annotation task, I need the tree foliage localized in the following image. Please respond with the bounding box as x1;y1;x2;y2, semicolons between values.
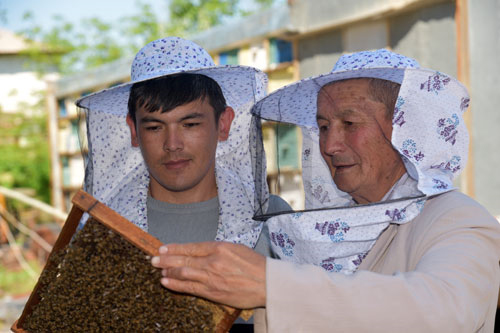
168;0;239;35
18;0;277;75
0;101;50;203
1;0;276;205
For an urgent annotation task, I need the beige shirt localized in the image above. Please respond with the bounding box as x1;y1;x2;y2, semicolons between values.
256;191;500;332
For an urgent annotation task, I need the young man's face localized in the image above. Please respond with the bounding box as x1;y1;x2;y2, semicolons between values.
316;78;406;204
126;98;234;204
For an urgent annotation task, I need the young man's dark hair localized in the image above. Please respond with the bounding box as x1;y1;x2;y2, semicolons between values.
127;73;227;125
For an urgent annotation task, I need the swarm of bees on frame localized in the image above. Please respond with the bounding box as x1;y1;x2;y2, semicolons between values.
24;218;216;332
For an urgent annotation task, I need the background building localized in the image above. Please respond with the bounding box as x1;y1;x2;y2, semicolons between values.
0;29;55;116
48;0;500;218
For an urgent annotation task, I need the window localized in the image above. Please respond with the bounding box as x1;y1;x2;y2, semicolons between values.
269;38;293;65
219;49;239;65
58;99;67;117
276;124;299;169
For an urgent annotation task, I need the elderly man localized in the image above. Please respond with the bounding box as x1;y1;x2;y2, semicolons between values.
151;49;500;332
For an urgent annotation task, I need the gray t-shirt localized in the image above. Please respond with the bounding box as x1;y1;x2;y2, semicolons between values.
147;194;291;256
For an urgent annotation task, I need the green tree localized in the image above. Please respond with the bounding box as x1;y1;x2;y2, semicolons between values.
1;0;276;204
167;0;239;35
20;12;138;74
18;0;276;74
122;1;166;48
0;96;50;203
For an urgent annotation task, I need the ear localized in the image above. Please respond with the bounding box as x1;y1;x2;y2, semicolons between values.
126;114;140;147
217;106;235;141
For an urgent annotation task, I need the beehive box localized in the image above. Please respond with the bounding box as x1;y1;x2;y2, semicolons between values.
11;190;241;332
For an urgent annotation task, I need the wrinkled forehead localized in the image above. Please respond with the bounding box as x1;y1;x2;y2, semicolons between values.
316;78;384;119
319;77;371;92
317;78;372;102
251;68;406;128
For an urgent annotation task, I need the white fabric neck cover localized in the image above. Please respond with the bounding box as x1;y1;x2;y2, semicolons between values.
76;37;270;248
252;49;469;273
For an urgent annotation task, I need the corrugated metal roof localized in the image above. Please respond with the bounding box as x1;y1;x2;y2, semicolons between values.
191;3;295;52
54;56;132;98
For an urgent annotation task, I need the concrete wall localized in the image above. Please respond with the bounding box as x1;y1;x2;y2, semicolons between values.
297;29;343;78
297;2;457;78
290;0;438;33
468;0;500;217
0;55;49;114
0;55;30;74
390;1;457;75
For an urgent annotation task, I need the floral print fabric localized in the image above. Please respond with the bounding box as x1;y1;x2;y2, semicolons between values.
252;49;469;274
77;37;269;248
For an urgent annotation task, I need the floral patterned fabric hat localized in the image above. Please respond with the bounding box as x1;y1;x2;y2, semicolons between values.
76;37;269;248
252;49;470;273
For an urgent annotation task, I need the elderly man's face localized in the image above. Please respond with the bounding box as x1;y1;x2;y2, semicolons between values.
316;78;406;204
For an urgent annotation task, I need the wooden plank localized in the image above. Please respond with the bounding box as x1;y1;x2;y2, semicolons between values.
455;0;475;198
71;190;162;256
13;202;84;332
12;190;241;332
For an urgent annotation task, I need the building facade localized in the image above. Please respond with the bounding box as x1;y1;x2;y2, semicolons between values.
0;29;55;116
48;0;500;217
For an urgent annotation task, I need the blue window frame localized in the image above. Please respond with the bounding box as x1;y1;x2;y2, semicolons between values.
219;49;239;65
269;38;293;65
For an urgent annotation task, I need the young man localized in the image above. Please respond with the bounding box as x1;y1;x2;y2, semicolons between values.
126;72;289;253
76;37;289;255
152;49;500;332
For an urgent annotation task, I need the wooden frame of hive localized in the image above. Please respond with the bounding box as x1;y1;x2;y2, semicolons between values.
11;190;241;332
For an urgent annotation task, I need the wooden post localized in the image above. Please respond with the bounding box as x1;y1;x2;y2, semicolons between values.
0;193;7;243
45;79;64;212
455;0;475;197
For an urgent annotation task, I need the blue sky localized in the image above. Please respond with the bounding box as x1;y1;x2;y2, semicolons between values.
1;0;277;34
1;0;169;33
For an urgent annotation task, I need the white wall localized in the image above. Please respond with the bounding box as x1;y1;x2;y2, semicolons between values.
0;62;51;115
468;0;500;218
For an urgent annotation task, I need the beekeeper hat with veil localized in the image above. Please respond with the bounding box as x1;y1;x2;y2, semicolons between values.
76;36;269;248
252;49;470;274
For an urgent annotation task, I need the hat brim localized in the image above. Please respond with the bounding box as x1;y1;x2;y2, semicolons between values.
253;65;470;200
76;65;267;116
252;67;466;128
